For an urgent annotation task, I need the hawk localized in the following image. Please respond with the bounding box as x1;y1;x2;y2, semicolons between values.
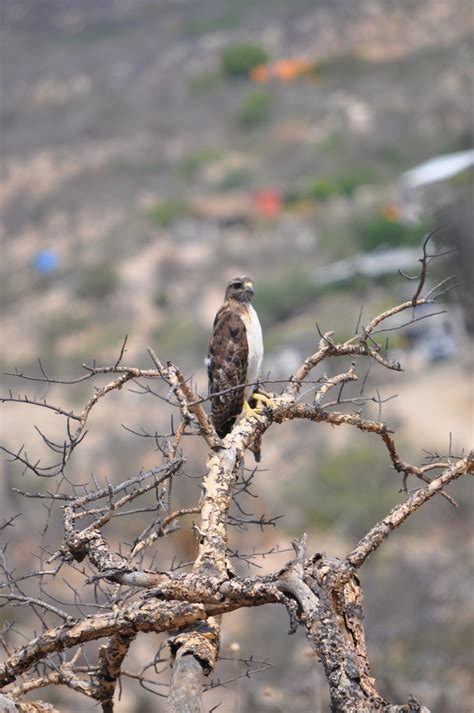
207;276;267;445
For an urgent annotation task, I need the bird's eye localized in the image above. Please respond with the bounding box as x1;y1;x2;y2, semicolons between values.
233;281;243;289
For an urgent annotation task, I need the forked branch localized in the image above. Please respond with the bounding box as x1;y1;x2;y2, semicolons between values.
0;237;468;712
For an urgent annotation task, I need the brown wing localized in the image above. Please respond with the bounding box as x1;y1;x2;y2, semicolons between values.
207;305;248;438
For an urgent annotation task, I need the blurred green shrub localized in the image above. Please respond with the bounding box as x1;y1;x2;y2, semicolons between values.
221;43;268;78
237;90;273;129
40;310;87;346
357;217;428;251
288;445;399;538
215;167;254;191
253;269;320;323
178;148;222;178
152;317;208;368
337;169;376;197
153;289;168;308
305;177;340;201
76;263;119;300
305;168;376;201
319;228;359;259
146;199;187;227
318;131;344;153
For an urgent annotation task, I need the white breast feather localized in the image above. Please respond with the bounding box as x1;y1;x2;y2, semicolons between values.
241;304;263;396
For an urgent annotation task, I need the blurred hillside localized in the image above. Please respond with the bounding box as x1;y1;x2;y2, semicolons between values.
1;1;473;712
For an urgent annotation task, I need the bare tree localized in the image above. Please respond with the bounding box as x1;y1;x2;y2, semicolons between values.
0;238;471;712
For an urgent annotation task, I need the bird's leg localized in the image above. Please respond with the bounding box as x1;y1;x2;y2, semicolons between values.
244;389;273;462
243;398;264;422
250;392;273;410
244;390;274;421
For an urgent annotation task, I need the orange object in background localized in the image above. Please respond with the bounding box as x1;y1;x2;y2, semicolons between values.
251;64;271;83
381;203;401;221
251;58;316;83
274;58;314;82
253;189;282;217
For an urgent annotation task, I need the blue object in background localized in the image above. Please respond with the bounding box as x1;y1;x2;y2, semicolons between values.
33;249;59;274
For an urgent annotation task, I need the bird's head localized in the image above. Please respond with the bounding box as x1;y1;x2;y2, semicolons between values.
225;275;255;303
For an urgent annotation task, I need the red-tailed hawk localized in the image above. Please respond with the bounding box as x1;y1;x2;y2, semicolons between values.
207;276;264;441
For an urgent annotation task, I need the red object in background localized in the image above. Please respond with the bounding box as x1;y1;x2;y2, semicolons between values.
253;188;282;217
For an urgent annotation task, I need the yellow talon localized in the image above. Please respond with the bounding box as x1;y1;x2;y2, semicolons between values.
244;392;273;462
243;399;262;421
251;392;273;409
244;392;273;422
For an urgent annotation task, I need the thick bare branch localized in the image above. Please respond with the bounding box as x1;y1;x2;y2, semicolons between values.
277;537;388;711
1;238;467;712
166;649;203;713
0;601;207;687
270;400;458;504
95;632;136;711
343;454;472;575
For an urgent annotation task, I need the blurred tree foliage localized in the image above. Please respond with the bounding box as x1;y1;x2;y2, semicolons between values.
76;263;119;301
152;317;208;369
304;168;377;201
152;288;168;309
221;43;268;78
178;147;222;178
289;444;399;538
357;217;428;251
40;310;87;347
253;269;320;323
146;199;187;227
215;166;255;190
237;90;273;129
254;268;373;326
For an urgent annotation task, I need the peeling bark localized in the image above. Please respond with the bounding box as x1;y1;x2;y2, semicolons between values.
165;447;241;709
276;538;387;711
0;601;207;687
96;632;136;711
1;273;469;711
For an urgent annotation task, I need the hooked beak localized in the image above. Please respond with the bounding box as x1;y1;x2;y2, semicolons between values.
243;280;254;296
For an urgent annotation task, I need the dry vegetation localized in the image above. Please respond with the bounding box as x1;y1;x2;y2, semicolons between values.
0;239;472;712
1;1;473;711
